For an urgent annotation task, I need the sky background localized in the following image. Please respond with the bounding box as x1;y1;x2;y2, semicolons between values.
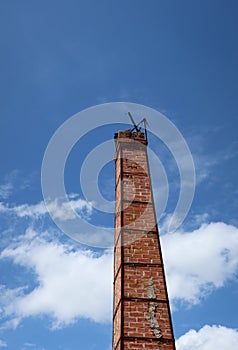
0;1;238;349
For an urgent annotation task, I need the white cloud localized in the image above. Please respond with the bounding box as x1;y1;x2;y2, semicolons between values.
23;342;35;347
176;325;238;350
1;219;238;329
0;182;14;200
0;340;7;348
0;196;93;221
161;222;238;305
0;170;19;199
0;230;113;328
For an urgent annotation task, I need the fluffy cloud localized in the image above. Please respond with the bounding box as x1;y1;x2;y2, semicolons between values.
176;325;238;350
0;230;113;328
161;222;238;305
1;220;238;329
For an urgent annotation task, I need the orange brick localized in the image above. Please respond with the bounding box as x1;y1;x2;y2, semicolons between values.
113;130;175;350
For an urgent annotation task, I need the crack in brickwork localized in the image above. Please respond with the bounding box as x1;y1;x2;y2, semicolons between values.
113;130;176;350
147;277;156;299
146;278;163;338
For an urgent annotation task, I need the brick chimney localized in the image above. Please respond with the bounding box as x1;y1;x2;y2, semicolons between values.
113;129;176;350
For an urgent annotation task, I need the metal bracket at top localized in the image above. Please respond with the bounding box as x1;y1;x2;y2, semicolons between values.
128;112;148;141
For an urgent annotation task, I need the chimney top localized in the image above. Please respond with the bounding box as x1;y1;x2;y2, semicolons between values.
114;129;148;145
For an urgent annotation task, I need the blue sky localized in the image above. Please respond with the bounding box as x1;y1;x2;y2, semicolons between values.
0;1;238;349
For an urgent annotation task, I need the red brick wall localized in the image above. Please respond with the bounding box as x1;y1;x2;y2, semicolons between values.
113;130;176;350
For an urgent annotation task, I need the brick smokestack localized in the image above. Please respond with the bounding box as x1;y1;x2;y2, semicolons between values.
113;129;176;350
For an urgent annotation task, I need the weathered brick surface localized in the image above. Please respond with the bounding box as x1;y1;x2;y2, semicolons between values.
114;242;121;276
123;265;167;300
123;231;161;263
123;202;154;224
114;267;122;309
113;130;175;350
124;339;175;350
113;304;122;348
123;300;173;339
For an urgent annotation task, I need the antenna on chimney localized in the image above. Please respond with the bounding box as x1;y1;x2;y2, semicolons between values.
128;112;148;141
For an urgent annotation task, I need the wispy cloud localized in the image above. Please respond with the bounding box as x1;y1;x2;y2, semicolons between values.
0;170;37;201
159;212;210;234
0;340;7;348
0;195;93;221
193;140;238;185
0;170;19;200
0;182;14;200
23;343;35;347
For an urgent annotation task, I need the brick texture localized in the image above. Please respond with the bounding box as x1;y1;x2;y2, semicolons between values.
113;130;176;350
